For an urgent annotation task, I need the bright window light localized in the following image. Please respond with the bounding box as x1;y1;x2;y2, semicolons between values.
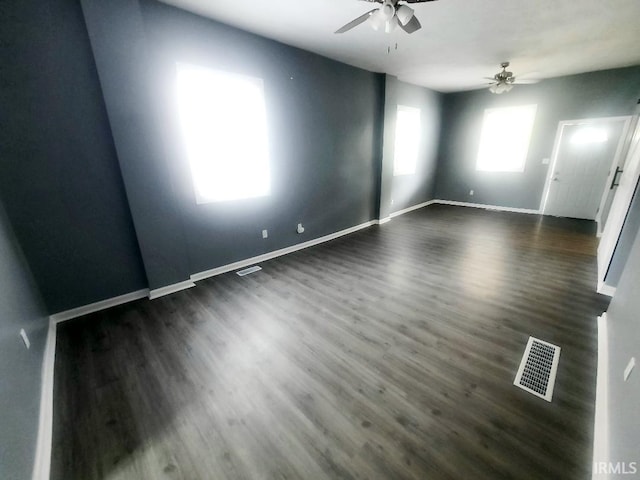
476;104;537;172
176;63;271;203
393;105;421;176
570;127;608;145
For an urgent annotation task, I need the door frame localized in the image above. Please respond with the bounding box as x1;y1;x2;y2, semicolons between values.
539;116;632;221
597;113;640;293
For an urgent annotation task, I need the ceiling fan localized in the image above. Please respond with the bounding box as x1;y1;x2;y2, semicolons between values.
485;62;539;94
335;0;438;35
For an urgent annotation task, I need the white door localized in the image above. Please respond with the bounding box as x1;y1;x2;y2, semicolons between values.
543;119;627;220
598;119;640;288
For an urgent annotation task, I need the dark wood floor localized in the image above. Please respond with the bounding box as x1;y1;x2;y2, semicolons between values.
52;205;610;479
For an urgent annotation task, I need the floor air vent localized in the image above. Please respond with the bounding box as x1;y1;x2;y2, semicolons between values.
514;336;561;402
236;265;262;276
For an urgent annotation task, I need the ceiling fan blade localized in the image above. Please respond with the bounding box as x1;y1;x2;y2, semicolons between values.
357;0;383;2
335;9;378;34
514;79;540;84
403;0;438;3
399;14;421;33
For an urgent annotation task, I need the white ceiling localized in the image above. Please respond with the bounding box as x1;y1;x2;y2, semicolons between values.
160;0;640;92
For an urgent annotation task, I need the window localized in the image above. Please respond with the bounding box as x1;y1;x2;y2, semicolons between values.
393;105;421;176
176;63;271;203
476;104;537;172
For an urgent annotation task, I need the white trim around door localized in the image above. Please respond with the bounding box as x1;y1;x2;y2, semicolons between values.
539;116;632;220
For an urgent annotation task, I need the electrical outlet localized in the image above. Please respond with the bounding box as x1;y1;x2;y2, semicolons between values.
297;223;305;234
624;357;635;381
262;229;268;239
20;328;30;349
469;190;474;196
542;158;550;165
391;199;394;205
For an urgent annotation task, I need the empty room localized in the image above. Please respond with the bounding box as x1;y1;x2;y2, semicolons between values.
2;0;640;479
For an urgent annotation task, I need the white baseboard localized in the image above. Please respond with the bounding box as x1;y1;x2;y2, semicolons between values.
49;289;149;324
148;280;195;300
433;199;541;215
390;200;437;218
192;204;445;284
191;220;376;282
46;218;389;318
32;212;445;479
31;319;57;480
593;314;610;479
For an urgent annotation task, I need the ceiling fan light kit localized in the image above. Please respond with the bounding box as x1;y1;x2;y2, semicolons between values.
335;0;436;35
369;10;385;30
380;2;396;20
489;82;514;94
487;62;518;94
396;5;415;26
385;17;398;33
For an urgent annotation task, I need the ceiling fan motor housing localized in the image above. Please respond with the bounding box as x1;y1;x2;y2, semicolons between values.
495;62;515;83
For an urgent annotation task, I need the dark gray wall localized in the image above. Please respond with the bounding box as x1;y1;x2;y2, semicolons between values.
80;0;193;290
81;0;384;285
435;67;640;209
605;197;640;468
0;0;148;313
379;76;442;218
0;200;48;480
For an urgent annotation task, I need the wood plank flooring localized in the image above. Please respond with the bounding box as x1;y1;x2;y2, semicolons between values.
52;205;610;479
